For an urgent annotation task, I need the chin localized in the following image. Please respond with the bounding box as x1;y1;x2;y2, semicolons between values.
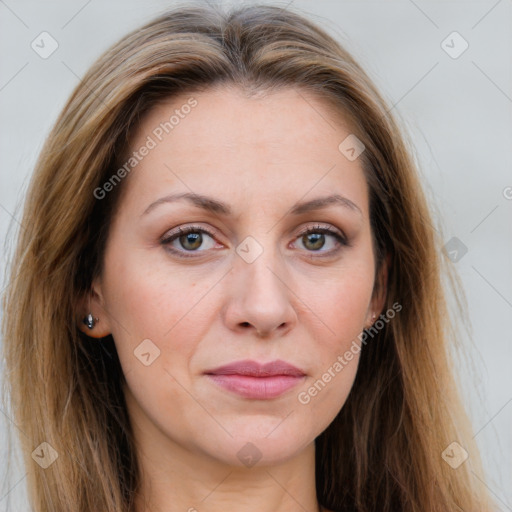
202;421;314;468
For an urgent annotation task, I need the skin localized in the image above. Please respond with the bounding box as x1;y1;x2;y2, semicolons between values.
79;85;387;512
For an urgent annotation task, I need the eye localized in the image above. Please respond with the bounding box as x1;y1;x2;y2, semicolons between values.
160;223;348;259
293;224;347;255
160;225;218;258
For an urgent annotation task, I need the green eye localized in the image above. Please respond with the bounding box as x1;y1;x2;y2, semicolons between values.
295;225;347;254
161;224;347;259
161;226;217;257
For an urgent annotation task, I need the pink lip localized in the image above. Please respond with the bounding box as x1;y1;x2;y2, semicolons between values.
204;359;306;399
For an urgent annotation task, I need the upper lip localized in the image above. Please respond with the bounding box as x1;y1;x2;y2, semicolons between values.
205;359;306;377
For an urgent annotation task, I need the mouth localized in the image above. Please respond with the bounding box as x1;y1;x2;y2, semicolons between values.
204;359;306;400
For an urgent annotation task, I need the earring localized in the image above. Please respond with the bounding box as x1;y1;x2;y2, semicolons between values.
83;293;99;330
83;313;99;330
371;312;376;322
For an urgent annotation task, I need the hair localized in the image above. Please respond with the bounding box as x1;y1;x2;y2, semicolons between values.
1;3;494;511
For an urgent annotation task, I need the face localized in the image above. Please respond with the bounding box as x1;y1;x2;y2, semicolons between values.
83;86;386;467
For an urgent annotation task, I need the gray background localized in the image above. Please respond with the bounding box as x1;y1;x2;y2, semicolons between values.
1;0;511;510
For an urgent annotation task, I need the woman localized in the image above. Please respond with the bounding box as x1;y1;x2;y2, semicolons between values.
1;3;494;511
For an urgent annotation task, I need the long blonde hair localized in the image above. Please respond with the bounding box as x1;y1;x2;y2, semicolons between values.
2;3;493;511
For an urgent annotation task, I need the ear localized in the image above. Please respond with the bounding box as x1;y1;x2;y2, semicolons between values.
76;277;113;338
365;252;391;329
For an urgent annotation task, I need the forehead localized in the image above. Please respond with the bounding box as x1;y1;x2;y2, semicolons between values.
119;85;369;218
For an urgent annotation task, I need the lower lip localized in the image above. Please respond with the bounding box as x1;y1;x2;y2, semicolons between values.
206;374;305;399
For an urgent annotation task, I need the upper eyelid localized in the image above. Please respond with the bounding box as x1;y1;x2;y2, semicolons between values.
161;223;343;239
161;223;345;248
297;224;343;236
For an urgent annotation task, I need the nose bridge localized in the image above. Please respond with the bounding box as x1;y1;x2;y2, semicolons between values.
224;232;296;336
235;233;288;300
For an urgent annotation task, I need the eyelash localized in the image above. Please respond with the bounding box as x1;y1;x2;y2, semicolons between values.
160;224;348;259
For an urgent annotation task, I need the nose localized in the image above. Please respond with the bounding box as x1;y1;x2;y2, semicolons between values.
222;245;298;339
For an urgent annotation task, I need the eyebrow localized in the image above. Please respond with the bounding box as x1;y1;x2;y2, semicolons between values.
142;192;362;217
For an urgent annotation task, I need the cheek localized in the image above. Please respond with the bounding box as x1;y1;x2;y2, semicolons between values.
100;245;219;379
102;244;205;334
293;270;371;430
299;264;374;349
305;274;367;381
292;246;374;414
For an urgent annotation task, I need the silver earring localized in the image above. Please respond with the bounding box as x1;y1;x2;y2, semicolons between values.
83;293;99;330
83;313;99;329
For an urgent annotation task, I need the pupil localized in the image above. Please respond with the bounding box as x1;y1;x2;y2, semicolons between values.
304;233;324;250
181;232;202;250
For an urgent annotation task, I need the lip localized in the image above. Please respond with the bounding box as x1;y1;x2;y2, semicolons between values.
204;359;306;399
